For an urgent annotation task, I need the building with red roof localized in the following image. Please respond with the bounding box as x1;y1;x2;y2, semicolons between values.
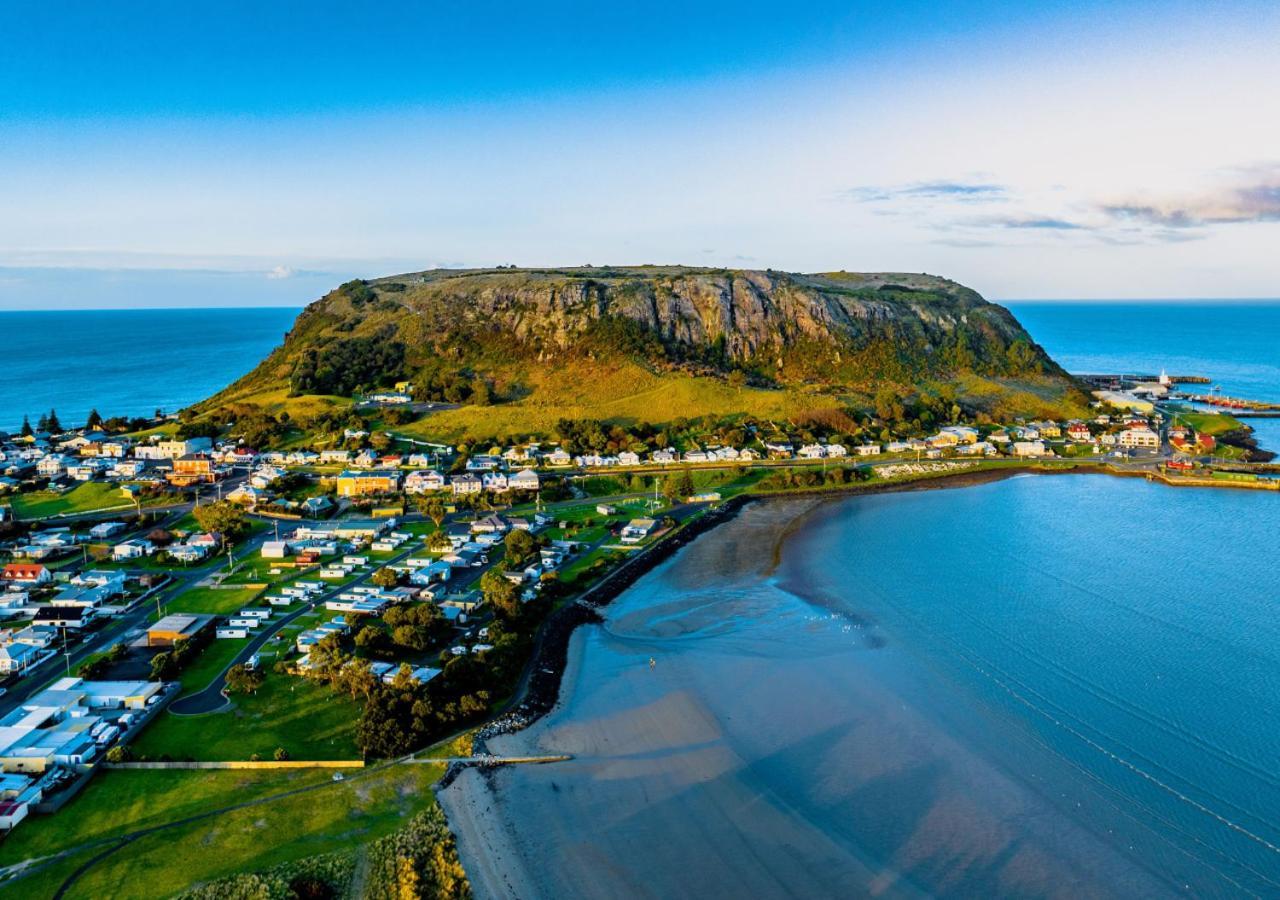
1;564;51;585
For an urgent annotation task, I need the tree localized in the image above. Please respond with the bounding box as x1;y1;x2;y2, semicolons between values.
391;624;431;651
664;470;694;503
339;657;380;700
192;501;249;545
19;415;32;438
355;624;393;658
273;747;290;761
36;413;48;433
371;567;401;589
226;663;264;694
504;528;537;566
46;408;62;433
149;651;173;681
414;495;447;529
480;569;521;620
307;633;349;683
86;408;103;430
356;687;415;758
105;744;132;764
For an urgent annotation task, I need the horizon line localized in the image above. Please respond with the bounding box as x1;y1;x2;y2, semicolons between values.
4;297;1280;312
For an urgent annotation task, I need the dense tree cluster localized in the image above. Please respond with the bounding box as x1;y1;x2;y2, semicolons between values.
410;368;489;405
192;501;249;545
290;329;406;396
226;663;264;694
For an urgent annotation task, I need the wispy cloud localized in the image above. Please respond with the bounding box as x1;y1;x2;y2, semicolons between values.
842;180;1008;203
1101;165;1280;227
986;215;1086;231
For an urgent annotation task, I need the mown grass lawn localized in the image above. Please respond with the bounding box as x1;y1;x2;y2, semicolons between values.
132;673;360;761
9;481;156;519
0;763;443;900
0;769;330;867
175;636;251;695
1178;411;1244;436
163;585;264;617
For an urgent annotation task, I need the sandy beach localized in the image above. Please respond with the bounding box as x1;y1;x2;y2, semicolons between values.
439;495;1195;898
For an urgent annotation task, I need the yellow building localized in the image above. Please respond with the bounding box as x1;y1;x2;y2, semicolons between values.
335;469;401;497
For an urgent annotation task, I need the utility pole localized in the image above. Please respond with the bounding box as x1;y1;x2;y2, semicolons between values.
61;626;71;676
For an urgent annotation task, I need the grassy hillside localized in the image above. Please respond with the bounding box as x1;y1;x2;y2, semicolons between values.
194;266;1088;441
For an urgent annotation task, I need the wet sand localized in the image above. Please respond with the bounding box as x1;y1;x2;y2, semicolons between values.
440;497;1184;899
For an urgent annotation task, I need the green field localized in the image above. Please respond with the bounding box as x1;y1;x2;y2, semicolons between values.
175;637;251;695
8;482;159;520
0;763;442;900
132;673;360;761
1177;411;1244;435
163;585;264;617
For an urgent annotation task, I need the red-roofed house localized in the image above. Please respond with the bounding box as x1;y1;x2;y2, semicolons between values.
1;564;51;586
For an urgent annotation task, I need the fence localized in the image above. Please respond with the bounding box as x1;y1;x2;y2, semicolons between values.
104;759;365;770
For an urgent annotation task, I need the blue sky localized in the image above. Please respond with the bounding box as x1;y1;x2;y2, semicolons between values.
3;1;1279;306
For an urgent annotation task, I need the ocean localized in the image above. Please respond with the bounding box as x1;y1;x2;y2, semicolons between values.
1007;300;1280;451
0;307;299;434
1;301;1276;443
452;476;1280;898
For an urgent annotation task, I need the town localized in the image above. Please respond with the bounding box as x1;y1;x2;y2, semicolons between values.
0;375;1272;875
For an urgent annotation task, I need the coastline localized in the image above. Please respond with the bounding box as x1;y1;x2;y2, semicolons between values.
450;457;1267;761
438;472;1232;899
432;463;1120;898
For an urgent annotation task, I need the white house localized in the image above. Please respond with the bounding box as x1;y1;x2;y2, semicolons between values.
112;539;154;561
261;541;293;559
508;469;540;491
451;474;482;496
1119;427;1160;449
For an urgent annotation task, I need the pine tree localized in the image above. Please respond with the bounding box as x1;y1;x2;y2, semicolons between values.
86;408;103;430
20;415;32;438
36;413;48;433
46;409;62;433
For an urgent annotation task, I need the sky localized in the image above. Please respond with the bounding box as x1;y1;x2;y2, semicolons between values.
2;1;1280;307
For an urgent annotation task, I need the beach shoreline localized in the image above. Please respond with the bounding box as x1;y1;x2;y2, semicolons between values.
437;475;1218;898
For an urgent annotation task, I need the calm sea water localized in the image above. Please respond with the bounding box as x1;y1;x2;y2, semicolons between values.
0;307;299;433
1009;301;1280;451
0;301;1275;445
475;476;1280;898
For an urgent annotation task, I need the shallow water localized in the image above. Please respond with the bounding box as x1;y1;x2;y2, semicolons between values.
470;475;1280;898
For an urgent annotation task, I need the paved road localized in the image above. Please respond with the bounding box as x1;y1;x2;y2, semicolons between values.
0;504;271;717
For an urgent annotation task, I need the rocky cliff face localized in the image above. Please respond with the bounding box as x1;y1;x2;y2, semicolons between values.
379;268;1039;367
210;266;1071;406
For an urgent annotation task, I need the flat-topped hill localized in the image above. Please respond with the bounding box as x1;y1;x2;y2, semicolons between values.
198;266;1086;440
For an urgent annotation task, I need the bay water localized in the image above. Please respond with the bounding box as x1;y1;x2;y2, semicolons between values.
467;475;1280;898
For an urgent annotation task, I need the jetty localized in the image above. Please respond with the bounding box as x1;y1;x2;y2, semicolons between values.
1176;392;1280;414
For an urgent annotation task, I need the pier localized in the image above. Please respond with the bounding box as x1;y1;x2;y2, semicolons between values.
1177;393;1280;413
